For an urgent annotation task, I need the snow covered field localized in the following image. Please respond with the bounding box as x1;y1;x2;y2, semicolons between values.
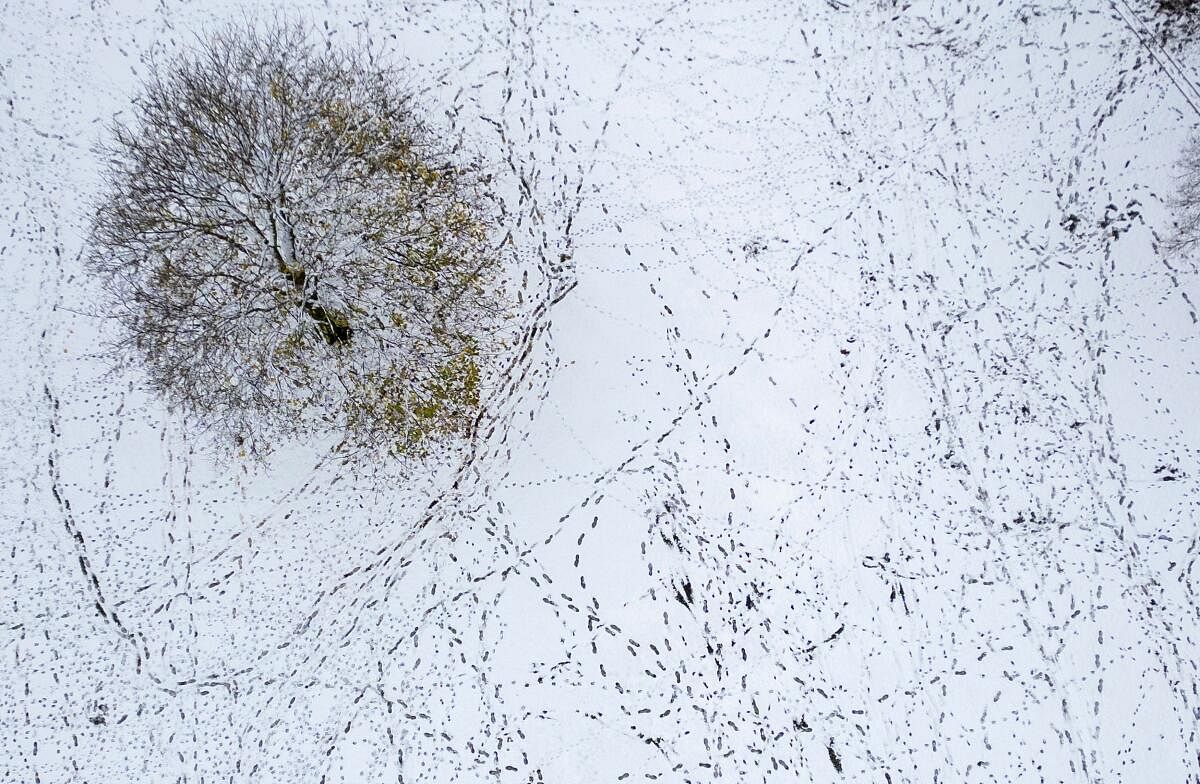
3;1;1200;781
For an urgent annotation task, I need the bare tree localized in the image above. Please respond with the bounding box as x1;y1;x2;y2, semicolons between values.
1154;0;1200;42
88;22;507;457
1174;134;1200;251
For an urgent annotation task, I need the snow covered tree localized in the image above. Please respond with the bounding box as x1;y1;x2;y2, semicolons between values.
1174;133;1200;251
88;22;507;457
1155;0;1200;41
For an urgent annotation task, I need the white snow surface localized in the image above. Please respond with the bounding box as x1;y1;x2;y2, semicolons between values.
3;1;1200;782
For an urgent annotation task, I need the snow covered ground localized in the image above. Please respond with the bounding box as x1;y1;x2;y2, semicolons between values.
3;1;1200;781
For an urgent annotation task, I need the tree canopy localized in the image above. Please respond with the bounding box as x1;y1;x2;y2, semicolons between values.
88;23;507;457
